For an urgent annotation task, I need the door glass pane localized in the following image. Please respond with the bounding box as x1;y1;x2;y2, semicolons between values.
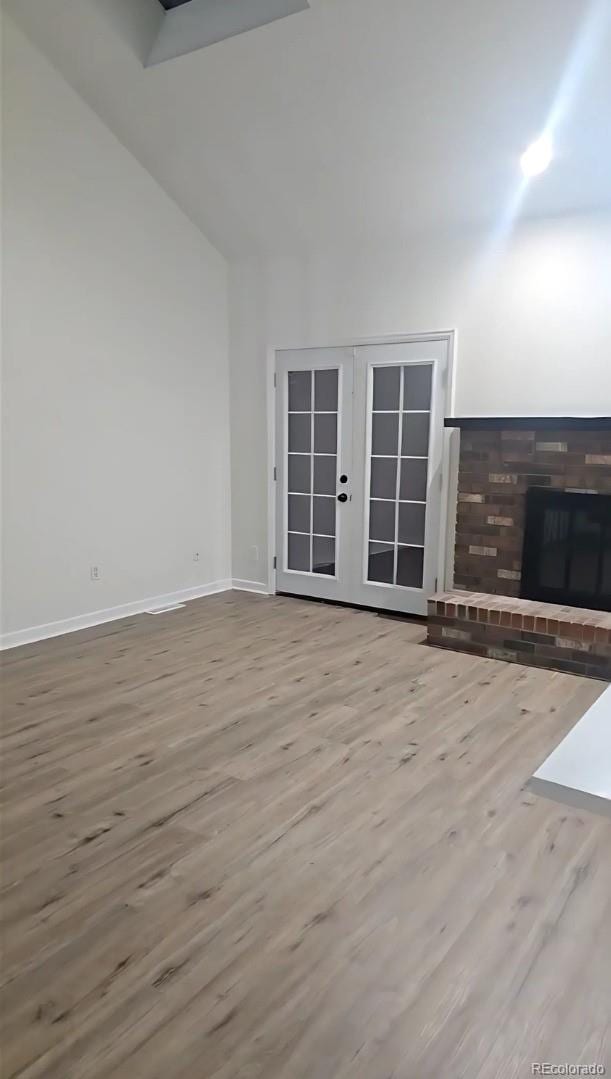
313;535;335;576
314;454;337;495
288;413;311;453
314;413;337;454
288;454;311;495
314;369;338;411
397;545;424;588
366;363;430;588
369;500;396;543
372;413;399;455
370;457;397;500
373;366;400;410
288;370;311;412
313;496;335;536
402;413;430;457
286;366;339;577
399;458;428;502
288;494;310;534
403;364;432;410
288;532;310;571
368;542;394;583
398;502;426;546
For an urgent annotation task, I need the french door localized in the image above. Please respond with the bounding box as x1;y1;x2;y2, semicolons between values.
275;339;449;616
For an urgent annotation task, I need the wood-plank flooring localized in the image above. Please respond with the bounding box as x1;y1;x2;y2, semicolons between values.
1;591;610;1078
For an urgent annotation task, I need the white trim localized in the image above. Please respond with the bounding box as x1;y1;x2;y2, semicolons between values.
0;580;232;651
232;579;270;594
272;330;456;352
145;603;186;615
267;347;277;595
269;330;456;602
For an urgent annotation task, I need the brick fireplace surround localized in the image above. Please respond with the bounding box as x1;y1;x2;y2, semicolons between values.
427;418;611;680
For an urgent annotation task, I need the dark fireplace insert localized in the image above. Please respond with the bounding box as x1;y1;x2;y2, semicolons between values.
521;487;611;612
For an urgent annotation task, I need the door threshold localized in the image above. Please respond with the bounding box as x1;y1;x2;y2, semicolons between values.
275;591;426;624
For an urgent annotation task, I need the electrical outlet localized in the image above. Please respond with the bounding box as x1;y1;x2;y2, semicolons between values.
90;565;101;581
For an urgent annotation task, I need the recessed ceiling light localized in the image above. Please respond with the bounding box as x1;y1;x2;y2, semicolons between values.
520;134;553;178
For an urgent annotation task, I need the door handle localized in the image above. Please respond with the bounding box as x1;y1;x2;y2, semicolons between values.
337;493;348;503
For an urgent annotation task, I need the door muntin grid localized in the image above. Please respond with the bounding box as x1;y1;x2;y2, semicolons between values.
365;362;433;589
286;368;339;577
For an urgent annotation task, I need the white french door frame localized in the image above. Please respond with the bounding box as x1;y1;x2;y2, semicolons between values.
266;330;457;606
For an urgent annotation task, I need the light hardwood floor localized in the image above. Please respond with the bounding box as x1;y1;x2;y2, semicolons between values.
1;591;610;1078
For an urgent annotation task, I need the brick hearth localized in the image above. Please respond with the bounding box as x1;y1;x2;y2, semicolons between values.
428;591;611;680
427;419;611;679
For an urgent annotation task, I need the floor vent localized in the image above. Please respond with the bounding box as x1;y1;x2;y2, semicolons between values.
145;603;186;615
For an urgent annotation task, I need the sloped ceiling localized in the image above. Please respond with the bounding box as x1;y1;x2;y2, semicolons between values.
148;0;311;66
5;0;611;257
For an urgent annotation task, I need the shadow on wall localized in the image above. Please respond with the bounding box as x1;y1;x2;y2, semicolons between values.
96;0;164;64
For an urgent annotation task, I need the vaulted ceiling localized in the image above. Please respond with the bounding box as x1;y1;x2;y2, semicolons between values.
148;1;311;65
6;0;611;257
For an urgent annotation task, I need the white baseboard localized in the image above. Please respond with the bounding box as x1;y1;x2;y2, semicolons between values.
0;580;232;651
232;579;270;595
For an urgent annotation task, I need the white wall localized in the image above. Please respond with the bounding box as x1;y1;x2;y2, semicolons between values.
1;17;231;640
229;213;611;583
3;11;610;632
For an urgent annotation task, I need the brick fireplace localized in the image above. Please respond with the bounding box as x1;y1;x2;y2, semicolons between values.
453;421;611;596
427;417;611;679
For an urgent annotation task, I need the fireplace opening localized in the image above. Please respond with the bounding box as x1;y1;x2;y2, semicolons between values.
521;488;611;612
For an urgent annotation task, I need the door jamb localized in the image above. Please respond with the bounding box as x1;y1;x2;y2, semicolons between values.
267;330;457;598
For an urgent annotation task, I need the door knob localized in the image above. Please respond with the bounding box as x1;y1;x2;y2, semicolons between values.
337;493;348;503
